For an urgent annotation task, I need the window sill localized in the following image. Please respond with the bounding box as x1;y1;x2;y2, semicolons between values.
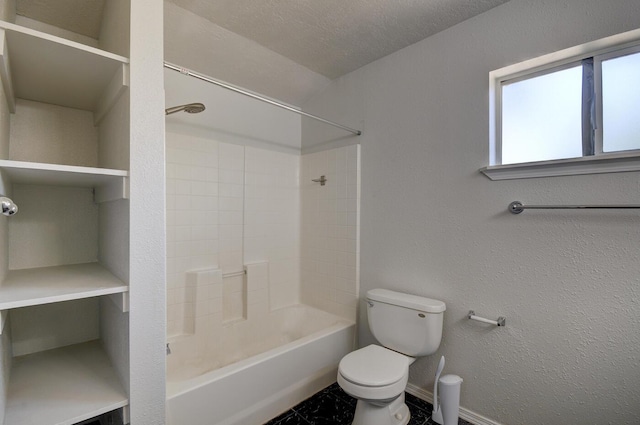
480;153;640;180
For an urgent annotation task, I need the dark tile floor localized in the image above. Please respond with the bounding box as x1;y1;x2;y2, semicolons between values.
264;383;472;425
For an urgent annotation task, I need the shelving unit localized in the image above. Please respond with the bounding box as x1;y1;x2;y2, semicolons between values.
0;2;138;424
4;340;128;425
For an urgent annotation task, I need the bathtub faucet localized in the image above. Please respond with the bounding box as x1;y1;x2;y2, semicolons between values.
166;343;171;355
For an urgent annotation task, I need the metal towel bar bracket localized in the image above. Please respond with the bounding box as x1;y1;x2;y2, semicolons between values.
468;310;505;327
509;201;640;214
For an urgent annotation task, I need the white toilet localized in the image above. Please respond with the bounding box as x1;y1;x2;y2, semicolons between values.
337;289;446;425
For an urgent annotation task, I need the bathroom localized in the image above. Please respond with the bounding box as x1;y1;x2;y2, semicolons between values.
167;0;640;422
0;0;638;425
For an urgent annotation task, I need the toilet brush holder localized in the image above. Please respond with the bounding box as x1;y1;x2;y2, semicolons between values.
435;374;463;425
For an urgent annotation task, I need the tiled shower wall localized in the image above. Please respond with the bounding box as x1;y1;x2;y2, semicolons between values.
166;131;301;336
244;147;300;310
166;132;219;336
301;145;360;320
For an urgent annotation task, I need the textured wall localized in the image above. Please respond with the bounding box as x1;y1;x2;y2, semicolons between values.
14;16;99;47
129;0;166;422
99;0;130;57
10;298;99;356
9;185;98;270
9;99;98;167
302;1;640;424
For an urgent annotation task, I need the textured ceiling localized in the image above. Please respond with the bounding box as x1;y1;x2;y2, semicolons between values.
166;0;510;79
164;2;331;106
16;0;105;39
14;0;512;105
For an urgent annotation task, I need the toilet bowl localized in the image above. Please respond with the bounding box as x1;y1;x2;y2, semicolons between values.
338;289;446;425
338;345;414;425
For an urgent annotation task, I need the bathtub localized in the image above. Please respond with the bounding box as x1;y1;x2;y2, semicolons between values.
166;304;356;425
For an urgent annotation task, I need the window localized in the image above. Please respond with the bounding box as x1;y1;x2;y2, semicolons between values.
601;51;640;153
483;29;640;180
501;64;584;164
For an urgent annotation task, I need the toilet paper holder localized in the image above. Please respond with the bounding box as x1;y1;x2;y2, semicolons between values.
468;310;505;327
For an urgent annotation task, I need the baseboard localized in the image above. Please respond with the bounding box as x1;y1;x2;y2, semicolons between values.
405;383;504;425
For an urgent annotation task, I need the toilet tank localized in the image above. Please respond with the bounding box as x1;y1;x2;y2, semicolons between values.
366;289;446;357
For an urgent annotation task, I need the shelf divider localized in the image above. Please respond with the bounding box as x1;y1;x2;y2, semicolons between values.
0;310;6;335
0;28;16;112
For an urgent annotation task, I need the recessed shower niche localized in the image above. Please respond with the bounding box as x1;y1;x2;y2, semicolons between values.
0;2;132;424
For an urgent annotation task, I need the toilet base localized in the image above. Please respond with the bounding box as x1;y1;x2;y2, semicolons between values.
350;393;410;425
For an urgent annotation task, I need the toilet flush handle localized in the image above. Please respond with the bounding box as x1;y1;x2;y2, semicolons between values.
367;301;374;307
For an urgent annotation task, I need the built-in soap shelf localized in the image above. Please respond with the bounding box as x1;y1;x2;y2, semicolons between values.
0;262;129;317
0;159;129;203
0;20;129;123
4;340;129;425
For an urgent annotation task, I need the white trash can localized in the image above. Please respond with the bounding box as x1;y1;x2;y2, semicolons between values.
439;374;463;425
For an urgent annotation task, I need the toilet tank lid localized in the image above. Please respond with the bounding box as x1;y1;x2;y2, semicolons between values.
367;289;446;313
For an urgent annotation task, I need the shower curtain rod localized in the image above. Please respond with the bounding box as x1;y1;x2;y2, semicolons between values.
164;62;362;136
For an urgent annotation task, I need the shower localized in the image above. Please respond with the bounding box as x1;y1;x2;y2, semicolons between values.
165;102;206;115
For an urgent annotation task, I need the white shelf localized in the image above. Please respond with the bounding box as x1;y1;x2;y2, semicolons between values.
0;20;129;115
0;160;129;202
0;159;127;186
0;263;128;311
5;340;128;425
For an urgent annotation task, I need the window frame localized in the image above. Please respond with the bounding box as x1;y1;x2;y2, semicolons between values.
483;28;640;180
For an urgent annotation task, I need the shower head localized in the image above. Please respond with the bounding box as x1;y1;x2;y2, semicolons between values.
165;103;206;116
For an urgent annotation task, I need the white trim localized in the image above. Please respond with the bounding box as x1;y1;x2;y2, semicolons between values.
405;383;504;425
489;27;640;169
490;28;640;83
480;152;640;180
596;45;640;155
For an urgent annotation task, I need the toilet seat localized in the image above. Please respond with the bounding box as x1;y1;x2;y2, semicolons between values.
338;345;411;401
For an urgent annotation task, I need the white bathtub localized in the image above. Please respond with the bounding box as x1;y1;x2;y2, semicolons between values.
166;304;356;425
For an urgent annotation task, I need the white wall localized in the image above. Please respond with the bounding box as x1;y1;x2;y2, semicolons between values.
9;185;98;270
164;70;302;154
10;299;99;356
129;0;166;422
302;1;640;424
